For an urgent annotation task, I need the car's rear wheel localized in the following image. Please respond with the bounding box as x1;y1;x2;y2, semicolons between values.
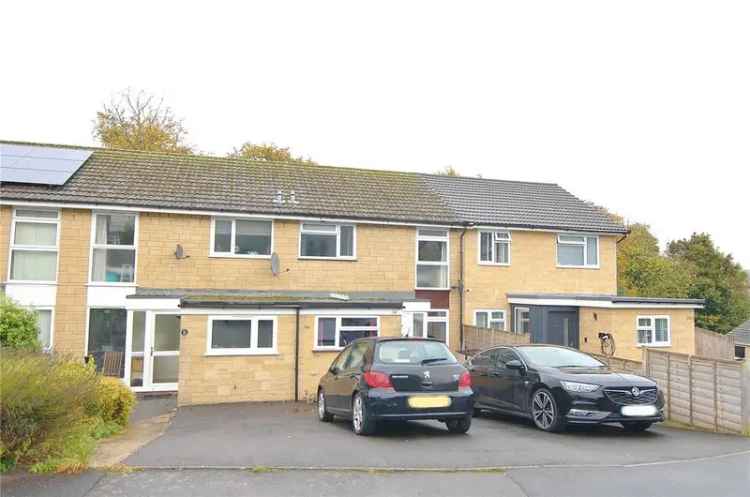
473;407;483;417
317;389;333;422
446;415;472;434
352;392;376;436
621;421;652;432
531;388;564;432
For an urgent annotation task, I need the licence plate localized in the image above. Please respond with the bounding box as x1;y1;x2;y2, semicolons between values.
408;395;451;409
621;405;658;417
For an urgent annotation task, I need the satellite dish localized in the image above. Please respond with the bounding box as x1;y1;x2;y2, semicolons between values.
271;252;280;276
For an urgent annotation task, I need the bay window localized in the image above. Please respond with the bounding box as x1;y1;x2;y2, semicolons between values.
315;316;378;349
636;316;670;346
211;218;272;257
475;310;506;330
479;231;511;265
557;234;598;267
299;223;355;259
207;317;277;355
416;229;449;289
91;213;137;283
9;209;59;282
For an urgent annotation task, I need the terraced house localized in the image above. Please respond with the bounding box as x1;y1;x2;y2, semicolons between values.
0;141;703;405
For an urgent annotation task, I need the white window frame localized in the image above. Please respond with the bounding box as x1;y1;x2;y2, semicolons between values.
314;316;379;350
8;208;60;283
89;211;139;286
209;217;274;258
206;316;279;356
410;310;450;345
474;309;507;331
31;306;54;352
415;229;450;290
636;315;671;347
556;234;599;269
298;223;356;260
514;307;530;334
478;231;511;266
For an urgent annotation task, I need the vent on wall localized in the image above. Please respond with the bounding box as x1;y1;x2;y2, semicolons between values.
0;144;92;185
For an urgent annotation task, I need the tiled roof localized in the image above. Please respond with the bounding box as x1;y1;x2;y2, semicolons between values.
0;141;627;233
730;319;750;346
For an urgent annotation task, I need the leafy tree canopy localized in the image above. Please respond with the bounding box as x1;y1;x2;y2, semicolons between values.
93;89;193;154
228;142;315;163
435;165;460;176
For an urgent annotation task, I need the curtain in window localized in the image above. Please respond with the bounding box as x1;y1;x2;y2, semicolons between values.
11;251;56;280
14;222;56;245
35;310;52;349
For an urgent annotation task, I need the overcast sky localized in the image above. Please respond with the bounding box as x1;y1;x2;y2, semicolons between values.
2;1;748;267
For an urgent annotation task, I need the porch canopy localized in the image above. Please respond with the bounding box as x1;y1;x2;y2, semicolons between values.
507;293;704;309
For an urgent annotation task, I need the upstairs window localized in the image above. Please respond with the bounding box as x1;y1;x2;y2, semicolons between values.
479;231;511;265
299;223;355;259
475;310;506;330
10;209;59;282
315;316;378;349
637;316;670;346
416;229;449;289
91;213;137;283
212;218;272;257
557;234;598;267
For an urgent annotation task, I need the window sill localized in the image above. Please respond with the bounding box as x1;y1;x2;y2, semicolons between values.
87;282;137;287
209;253;272;259
556;265;600;270
478;262;511;267
205;350;278;357
636;343;671;348
313;347;344;352
6;280;58;285
298;256;357;261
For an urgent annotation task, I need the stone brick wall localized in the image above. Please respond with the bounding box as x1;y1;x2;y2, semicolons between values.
53;209;91;357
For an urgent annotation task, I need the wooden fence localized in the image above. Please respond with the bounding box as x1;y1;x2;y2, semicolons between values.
462;325;530;354
644;349;749;435
694;327;735;361
590;353;645;375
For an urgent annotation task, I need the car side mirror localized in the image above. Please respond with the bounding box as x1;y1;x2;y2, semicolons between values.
330;366;340;375
505;359;525;372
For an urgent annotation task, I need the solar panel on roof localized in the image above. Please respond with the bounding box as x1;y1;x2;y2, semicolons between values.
0;144;92;185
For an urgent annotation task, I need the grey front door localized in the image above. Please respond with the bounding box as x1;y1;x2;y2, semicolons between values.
547;310;579;348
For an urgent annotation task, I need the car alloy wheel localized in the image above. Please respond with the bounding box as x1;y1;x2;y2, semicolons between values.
531;389;559;431
318;389;333;422
352;395;363;432
351;392;376;435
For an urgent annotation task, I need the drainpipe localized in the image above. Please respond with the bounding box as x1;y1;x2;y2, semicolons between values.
458;222;475;353
294;306;300;402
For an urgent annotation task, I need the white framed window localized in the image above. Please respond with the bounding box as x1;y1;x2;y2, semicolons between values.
474;310;506;330
557;234;599;268
207;316;278;355
416;229;449;289
513;307;530;334
9;208;59;282
299;223;356;259
636;316;671;347
34;308;54;351
411;310;449;344
90;212;138;284
210;218;273;258
315;316;378;350
479;231;511;265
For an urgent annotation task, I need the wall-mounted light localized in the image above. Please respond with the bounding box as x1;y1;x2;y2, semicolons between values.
174;244;190;260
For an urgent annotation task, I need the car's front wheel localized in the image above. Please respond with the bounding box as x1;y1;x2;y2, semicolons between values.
621;421;652;432
317;389;333;422
352;392;376;436
446;415;472;434
530;388;564;432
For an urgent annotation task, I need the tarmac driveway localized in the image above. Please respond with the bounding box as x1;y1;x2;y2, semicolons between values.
125;401;750;469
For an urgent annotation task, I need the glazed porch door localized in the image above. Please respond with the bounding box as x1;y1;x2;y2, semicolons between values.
128;311;180;391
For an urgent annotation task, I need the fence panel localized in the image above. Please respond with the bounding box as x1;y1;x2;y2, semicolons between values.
462;325;530;354
694;327;735;360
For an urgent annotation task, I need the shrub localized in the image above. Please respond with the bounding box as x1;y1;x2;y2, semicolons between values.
0;295;40;350
0;350;136;473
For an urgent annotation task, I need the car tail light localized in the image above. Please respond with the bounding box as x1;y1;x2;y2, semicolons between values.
458;371;472;389
364;371;393;390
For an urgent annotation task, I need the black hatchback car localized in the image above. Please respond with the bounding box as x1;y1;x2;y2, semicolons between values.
317;337;474;435
468;345;664;432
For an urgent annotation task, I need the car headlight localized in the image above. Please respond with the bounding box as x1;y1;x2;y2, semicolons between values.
560;381;600;393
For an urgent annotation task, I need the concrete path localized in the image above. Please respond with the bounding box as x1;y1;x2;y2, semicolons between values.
125;401;750;469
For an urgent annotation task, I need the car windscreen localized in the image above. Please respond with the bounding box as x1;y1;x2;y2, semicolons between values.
375;340;458;365
516;347;604;368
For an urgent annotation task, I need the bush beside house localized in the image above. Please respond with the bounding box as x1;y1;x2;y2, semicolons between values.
0;297;135;473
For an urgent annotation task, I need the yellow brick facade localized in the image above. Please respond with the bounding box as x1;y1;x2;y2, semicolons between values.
579;307;696;362
0;205;10;282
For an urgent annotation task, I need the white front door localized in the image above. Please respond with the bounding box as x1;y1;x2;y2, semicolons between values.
126;311;180;392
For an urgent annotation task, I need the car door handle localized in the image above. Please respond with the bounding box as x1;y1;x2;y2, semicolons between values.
490;371;503;377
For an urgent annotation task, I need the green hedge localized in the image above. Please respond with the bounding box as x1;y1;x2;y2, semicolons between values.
0;350;136;473
0;295;40;350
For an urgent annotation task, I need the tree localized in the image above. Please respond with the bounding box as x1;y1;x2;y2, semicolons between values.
228;142;315;163
435;165;460;176
0;295;40;350
93;89;193;154
618;223;693;298
666;233;750;333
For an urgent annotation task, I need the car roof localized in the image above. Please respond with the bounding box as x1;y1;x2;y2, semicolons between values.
351;336;445;344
